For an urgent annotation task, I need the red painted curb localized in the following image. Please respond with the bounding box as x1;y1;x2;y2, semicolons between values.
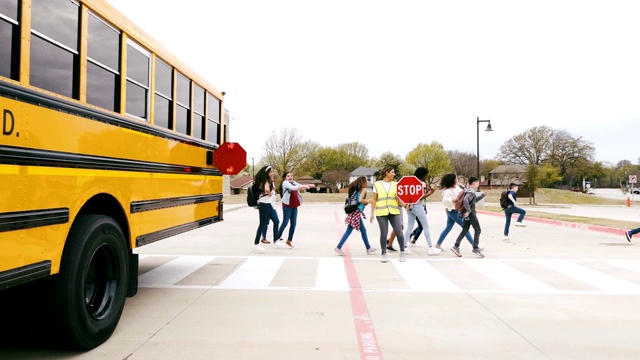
477;210;626;236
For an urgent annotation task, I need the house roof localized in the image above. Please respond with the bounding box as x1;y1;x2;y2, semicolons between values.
350;166;378;176
230;175;253;189
296;176;330;187
489;165;527;174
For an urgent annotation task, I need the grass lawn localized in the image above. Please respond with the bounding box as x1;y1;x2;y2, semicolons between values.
223;188;634;229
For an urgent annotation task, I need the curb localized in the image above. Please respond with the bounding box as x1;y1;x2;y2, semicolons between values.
477;210;626;237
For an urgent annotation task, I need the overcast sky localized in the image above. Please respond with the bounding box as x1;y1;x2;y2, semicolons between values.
106;0;640;166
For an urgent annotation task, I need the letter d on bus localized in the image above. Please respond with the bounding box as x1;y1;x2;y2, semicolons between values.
3;109;14;135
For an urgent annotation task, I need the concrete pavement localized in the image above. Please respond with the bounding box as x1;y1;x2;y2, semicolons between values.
1;201;639;359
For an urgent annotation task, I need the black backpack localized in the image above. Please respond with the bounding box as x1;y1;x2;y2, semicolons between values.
499;190;509;209
247;184;260;207
344;189;360;214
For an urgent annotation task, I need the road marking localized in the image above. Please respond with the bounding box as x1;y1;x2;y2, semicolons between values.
316;258;349;291
136;255;640;295
536;259;640;294
603;259;640;273
392;260;462;293
217;257;285;289
462;259;559;294
138;255;215;286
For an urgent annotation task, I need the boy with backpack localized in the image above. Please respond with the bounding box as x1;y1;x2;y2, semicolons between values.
450;177;486;258
503;182;527;241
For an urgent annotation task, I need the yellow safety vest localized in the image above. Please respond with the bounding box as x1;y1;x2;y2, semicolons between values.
374;180;400;216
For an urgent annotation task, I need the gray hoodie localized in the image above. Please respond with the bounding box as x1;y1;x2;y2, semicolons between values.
461;187;486;217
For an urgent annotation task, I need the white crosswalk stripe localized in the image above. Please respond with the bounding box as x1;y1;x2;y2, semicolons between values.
392;260;462;293
137;255;640;295
138;255;215;286
218;257;285;289
462;259;559;294
535;259;640;294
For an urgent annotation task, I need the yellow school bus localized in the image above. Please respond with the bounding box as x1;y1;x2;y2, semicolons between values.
0;0;245;349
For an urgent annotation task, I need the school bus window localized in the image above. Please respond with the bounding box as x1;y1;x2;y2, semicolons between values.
175;72;191;135
193;84;205;140
154;59;172;129
87;13;120;111
30;0;79;98
0;1;19;80
125;40;149;119
207;93;220;144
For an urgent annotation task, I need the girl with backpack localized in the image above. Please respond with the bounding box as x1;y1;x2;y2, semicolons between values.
276;171;315;248
402;167;440;255
434;173;476;250
335;176;377;256
252;165;280;252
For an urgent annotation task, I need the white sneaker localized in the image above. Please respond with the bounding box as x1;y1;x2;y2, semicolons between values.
381;254;388;263
430;247;442;255
253;244;266;252
334;247;345;256
403;247;411;254
503;236;511;241
275;240;287;248
515;222;527;227
399;252;406;262
428;247;435;256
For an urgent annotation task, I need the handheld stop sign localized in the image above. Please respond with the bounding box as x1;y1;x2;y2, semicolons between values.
396;176;423;204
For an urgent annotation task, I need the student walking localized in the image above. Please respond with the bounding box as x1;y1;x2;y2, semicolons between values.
403;167;440;255
335;176;378;255
624;226;639;242
450;177;486;258
253;166;280;252
276;171;315;248
370;165;408;263
435;173;475;250
503;182;527;240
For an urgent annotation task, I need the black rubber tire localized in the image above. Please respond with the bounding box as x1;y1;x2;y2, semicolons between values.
50;215;128;349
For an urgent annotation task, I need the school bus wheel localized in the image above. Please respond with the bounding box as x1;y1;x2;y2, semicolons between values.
50;215;128;349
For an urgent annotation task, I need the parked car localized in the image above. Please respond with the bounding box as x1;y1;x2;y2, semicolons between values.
632;188;640;194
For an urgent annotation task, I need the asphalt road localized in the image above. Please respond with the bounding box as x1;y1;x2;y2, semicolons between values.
1;202;639;359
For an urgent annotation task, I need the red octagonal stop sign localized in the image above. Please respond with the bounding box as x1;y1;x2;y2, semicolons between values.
396;176;424;204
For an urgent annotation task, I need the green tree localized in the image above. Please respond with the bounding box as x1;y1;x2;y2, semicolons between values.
538;163;563;188
525;164;541;204
405;141;452;183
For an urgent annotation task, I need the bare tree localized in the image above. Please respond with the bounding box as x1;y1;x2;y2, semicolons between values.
262;128;316;176
498;126;555;165
322;170;350;193
447;150;477;178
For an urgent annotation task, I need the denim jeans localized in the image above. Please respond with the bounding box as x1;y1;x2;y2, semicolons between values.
403;204;433;248
629;227;640;237
337;217;371;250
436;209;474;246
255;203;280;244
277;206;298;241
504;206;526;236
455;212;481;249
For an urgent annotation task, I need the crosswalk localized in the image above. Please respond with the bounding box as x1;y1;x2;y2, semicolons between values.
136;255;640;295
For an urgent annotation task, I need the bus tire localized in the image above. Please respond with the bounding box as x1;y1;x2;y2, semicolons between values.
51;214;128;349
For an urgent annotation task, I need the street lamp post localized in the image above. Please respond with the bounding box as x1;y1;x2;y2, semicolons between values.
476;117;493;180
251;157;255;179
